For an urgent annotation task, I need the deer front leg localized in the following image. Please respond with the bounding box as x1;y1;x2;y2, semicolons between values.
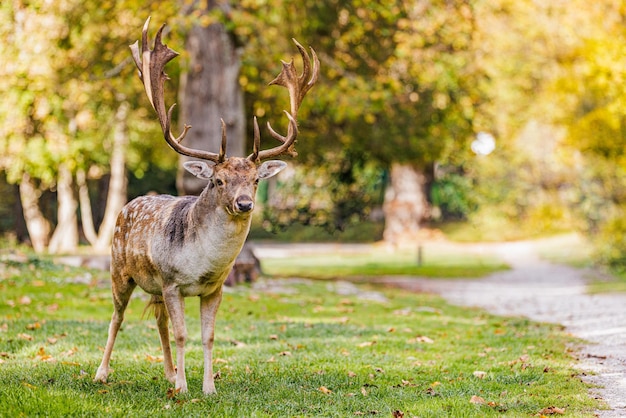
200;288;223;395
163;286;188;393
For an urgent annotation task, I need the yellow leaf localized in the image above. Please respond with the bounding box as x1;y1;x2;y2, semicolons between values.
26;322;41;330
318;386;332;394
357;341;375;347
539;406;566;415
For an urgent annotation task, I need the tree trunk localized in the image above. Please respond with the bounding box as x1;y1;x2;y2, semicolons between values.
178;2;244;195
48;163;79;254
77;168;98;245
19;173;51;253
95;101;129;250
382;162;430;247
77;101;129;252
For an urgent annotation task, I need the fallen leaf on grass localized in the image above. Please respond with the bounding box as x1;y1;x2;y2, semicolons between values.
318;386;333;394
166;387;181;399
26;322;41;330
229;339;246;347
61;347;78;357
36;347;55;362
392;411;404;418
279;351;292;356
145;354;163;363
539;406;566;415
19;296;32;305
470;395;487;405
357;341;376;347
18;333;33;341
473;371;487;379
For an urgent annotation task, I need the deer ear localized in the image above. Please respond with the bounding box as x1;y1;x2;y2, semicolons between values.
258;160;287;180
183;161;214;180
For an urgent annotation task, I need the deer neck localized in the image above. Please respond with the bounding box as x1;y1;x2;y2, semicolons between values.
191;186;252;249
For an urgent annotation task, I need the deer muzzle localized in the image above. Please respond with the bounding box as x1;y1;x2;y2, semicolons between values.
235;195;254;213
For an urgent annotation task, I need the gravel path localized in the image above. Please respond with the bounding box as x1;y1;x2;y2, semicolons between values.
376;240;626;416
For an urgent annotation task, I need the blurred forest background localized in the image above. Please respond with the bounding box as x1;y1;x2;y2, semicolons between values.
1;0;626;268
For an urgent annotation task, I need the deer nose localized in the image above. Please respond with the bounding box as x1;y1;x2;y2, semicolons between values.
235;196;254;213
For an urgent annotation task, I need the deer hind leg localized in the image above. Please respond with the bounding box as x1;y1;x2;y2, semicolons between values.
94;273;136;383
163;286;188;393
150;295;176;383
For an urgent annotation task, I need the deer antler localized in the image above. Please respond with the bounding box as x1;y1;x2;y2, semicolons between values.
130;17;226;163
249;39;320;162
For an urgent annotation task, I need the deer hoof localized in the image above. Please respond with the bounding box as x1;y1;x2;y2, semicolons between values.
93;369;108;383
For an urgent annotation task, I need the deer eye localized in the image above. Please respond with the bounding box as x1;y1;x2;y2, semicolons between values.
216;179;224;187
254;179;260;185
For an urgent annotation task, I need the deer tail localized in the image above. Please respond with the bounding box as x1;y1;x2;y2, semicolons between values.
142;295;168;320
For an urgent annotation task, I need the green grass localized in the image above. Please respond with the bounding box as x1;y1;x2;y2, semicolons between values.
261;244;509;280
0;255;600;416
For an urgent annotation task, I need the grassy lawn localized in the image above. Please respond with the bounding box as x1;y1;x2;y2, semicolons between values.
0;255;600;417
261;243;509;280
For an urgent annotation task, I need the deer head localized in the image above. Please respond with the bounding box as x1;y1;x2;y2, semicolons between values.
129;17;319;216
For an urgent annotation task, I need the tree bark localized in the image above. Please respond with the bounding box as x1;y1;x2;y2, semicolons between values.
382;162;430;247
77;168;98;245
19;173;51;253
178;2;244;195
95;101;129;250
77;101;129;251
48;163;78;254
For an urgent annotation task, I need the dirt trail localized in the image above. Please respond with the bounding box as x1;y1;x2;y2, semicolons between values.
377;239;626;416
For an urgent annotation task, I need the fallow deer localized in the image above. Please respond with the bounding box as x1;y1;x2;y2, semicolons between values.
94;17;319;395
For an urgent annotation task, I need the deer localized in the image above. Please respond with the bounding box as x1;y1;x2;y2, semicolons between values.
94;17;319;395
